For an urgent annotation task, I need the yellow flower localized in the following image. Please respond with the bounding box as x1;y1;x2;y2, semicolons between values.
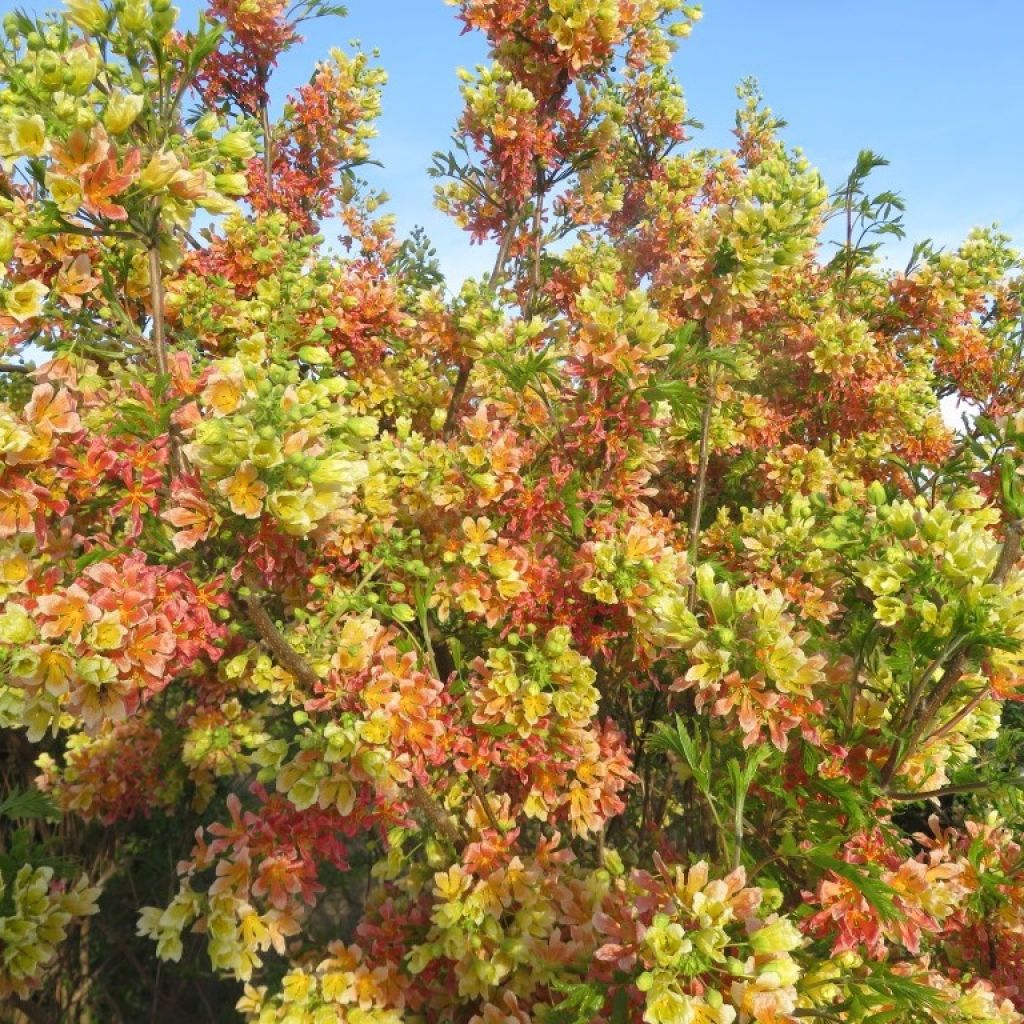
104;90;145;134
521;687;552;727
139;149;183;192
360;713;390;745
0;220;14;265
309;454;369;493
88;613;126;651
218;132;257;161
281;970;313;1003
0;550;30;591
434;864;471;901
46;173;85;214
219;462;268;519
203;371;245;416
65;0;108;32
9;115;49;157
749;917;804;955
0;603;35;644
4;280;48;323
266;488;315;535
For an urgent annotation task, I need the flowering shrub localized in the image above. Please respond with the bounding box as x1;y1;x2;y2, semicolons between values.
1;0;1024;1021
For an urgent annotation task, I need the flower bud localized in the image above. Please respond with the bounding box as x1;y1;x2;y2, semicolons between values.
152;5;177;37
217;131;256;162
214;172;249;197
196;192;238;214
193;111;219;139
297;345;331;366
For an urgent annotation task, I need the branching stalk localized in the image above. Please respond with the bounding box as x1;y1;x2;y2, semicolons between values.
241;572;464;846
442;218;518;438
882;520;1023;788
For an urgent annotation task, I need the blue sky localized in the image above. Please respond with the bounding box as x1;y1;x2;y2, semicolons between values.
11;1;1024;281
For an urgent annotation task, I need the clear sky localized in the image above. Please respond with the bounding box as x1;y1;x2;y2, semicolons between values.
10;1;1024;282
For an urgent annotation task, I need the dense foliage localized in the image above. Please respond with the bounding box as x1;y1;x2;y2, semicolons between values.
1;1;1024;1021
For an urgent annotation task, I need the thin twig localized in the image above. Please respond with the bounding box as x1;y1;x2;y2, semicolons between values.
992;519;1023;584
925;688;990;744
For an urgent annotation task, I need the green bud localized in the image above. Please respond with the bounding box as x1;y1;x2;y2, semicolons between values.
214;172;249;197
218;131;256;162
298;345;331;366
391;603;416;623
194;111;219;139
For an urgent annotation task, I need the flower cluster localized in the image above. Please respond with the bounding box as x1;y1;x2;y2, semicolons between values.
0;865;100;1000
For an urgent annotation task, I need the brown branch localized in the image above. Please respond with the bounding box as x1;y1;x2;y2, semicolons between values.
240;574;320;690
442;359;474;439
148;245;169;379
889;636;963;743
0;361;31;373
888;781;995;802
468;773;503;834
261;99;274;195
409;783;462;846
240;573;464;847
525;160;545;316
10;997;49;1024
687;365;717;610
993;519;1023;584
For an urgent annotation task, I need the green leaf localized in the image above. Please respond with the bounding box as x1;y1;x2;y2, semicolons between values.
539;979;605;1024
0;788;60;822
648;718;713;798
804;849;904;923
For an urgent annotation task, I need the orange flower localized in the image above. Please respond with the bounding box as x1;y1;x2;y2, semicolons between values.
24;384;82;437
163;489;221;551
54;254;101;310
219;462;268;518
37;584;102;643
0;486;39;538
